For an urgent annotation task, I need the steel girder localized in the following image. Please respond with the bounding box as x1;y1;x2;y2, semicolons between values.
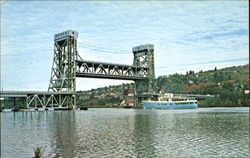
76;60;149;80
26;93;75;108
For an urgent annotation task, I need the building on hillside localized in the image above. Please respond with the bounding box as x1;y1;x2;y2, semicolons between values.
158;87;165;94
217;82;223;89
124;89;134;96
78;91;91;100
92;90;101;99
125;99;135;106
116;91;124;98
109;91;116;97
123;89;135;106
233;82;243;89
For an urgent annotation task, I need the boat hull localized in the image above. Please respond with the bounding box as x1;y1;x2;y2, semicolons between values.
143;102;198;109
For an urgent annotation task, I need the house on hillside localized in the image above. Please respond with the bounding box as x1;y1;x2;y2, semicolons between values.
233;82;243;89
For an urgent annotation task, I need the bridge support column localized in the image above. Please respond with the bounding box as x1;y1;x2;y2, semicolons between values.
72;94;76;108
13;97;16;107
51;95;54;108
26;97;29;108
132;44;155;107
34;95;37;108
59;95;62;108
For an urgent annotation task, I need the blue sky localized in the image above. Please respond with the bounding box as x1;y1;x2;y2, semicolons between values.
1;1;249;91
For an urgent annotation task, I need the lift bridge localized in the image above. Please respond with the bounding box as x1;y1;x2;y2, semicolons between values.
1;30;156;108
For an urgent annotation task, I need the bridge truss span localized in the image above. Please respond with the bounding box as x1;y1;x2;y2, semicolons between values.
0;91;76;108
76;60;149;80
47;30;156;107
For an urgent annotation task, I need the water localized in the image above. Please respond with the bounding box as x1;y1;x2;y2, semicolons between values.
1;107;249;157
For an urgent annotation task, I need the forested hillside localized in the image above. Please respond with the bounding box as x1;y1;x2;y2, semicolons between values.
156;64;249;107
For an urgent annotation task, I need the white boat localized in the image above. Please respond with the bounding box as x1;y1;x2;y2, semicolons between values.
143;100;198;109
143;93;198;109
2;109;13;112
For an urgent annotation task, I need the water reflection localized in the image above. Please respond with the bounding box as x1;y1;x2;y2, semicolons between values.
47;111;78;157
1;108;249;158
132;110;157;157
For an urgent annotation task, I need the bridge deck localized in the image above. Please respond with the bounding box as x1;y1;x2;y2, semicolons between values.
76;73;147;80
76;60;149;80
0;91;75;97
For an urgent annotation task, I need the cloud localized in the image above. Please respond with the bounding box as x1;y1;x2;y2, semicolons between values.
1;1;249;91
181;57;248;66
190;29;248;41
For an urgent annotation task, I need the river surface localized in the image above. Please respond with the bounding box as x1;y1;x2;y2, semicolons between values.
1;107;249;158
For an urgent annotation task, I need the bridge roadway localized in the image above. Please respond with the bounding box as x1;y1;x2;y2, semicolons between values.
0;91;75;97
76;60;149;80
1;91;76;108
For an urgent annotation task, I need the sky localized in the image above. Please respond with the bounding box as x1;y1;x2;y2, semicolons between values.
1;1;249;91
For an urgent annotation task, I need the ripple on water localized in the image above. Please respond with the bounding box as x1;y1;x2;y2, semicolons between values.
1;108;249;157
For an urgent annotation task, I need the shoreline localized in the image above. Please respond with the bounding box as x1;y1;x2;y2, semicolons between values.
0;105;248;113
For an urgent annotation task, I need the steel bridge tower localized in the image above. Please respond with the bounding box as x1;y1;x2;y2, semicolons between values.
48;30;78;107
132;44;155;105
48;30;78;92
